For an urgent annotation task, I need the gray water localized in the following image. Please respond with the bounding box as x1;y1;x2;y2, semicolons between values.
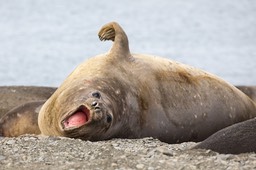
0;0;255;86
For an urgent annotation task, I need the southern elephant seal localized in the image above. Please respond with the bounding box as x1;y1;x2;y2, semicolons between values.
194;117;256;154
38;22;256;143
0;101;45;137
236;86;256;102
0;86;56;118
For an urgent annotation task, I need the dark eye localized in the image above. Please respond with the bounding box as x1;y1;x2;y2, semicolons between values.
92;91;101;98
107;114;112;123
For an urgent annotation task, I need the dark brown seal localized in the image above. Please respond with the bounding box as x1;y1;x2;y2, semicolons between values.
38;22;256;143
236;86;256;102
194;118;256;154
0;101;45;137
0;86;56;118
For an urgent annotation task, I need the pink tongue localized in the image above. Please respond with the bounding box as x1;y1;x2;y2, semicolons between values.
64;112;87;128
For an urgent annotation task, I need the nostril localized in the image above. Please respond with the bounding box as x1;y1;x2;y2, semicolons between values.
95;106;100;110
91;101;98;107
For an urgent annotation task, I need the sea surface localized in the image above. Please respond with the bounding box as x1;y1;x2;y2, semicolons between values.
0;0;255;86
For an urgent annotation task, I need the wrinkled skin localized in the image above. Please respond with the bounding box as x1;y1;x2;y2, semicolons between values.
38;22;256;143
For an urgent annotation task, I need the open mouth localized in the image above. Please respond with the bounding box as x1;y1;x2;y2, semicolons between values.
62;105;90;129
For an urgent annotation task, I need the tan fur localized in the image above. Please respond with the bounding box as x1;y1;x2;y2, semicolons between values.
38;22;256;143
0;101;44;137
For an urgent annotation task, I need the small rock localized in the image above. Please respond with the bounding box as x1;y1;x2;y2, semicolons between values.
111;163;117;167
155;146;173;156
23;136;33;141
120;155;126;159
0;155;6;161
136;163;144;169
159;160;165;163
217;154;234;161
6;139;15;145
13;147;19;152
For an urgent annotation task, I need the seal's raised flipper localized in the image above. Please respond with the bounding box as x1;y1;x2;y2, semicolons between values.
98;24;116;41
98;22;131;60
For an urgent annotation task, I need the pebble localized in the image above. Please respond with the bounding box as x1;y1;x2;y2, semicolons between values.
0;135;256;170
136;164;145;169
111;163;118;167
6;139;15;145
0;155;6;161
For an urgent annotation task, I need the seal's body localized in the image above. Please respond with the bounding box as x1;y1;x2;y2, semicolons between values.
194;118;256;154
0;101;45;137
38;22;256;143
236;86;256;102
0;86;56;118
